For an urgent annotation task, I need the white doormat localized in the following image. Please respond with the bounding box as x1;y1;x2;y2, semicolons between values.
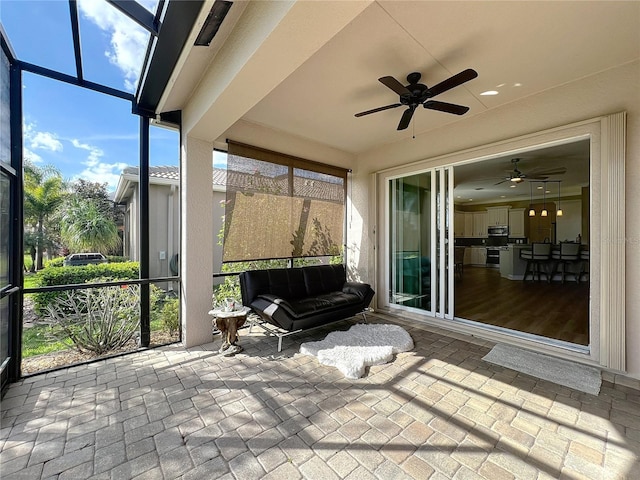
300;323;413;379
482;344;602;395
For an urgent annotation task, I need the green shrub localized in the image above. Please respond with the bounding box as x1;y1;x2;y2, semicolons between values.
33;262;139;314
43;285;141;355
45;257;65;268
160;298;180;334
106;255;129;263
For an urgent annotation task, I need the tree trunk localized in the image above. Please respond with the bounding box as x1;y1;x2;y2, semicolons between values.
36;220;44;271
29;245;36;273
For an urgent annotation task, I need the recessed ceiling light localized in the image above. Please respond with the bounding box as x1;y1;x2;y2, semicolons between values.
500;195;506;198
537;186;543;189
510;184;517;188
514;83;522;87
480;90;499;96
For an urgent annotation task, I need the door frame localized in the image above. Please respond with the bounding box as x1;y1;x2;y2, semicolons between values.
375;113;625;371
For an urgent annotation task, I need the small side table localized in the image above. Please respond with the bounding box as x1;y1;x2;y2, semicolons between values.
208;307;250;355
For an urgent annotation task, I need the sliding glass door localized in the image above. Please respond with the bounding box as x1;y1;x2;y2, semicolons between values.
388;167;453;318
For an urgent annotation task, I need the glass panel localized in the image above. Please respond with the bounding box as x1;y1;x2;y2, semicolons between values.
0;173;9;289
389;172;432;311
0;296;7;369
1;48;10;165
22;283;141;375
22;73;137;272
148;124;180;280
0;1;76;76
78;2;153;93
453;139;590;345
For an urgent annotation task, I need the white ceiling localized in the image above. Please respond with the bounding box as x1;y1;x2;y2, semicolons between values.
162;1;638;201
240;1;639;154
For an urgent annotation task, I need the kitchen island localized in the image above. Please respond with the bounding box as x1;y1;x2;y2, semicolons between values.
499;244;529;280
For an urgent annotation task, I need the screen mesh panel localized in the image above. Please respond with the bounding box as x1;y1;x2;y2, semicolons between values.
223;142;347;262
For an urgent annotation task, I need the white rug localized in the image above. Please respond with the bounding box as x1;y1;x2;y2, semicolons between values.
300;323;413;379
483;344;602;395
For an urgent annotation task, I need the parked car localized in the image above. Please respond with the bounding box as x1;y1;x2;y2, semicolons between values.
63;253;108;267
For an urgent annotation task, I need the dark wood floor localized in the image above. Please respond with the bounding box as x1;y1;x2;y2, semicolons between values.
454;266;589;345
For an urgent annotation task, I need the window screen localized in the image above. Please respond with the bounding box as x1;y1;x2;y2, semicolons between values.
223;142;347;262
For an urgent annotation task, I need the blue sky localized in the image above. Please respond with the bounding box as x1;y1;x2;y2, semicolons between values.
1;0;183;191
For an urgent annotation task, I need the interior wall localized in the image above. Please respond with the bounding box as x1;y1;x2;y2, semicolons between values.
350;61;640;377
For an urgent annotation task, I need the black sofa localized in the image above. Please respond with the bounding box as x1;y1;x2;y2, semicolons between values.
239;264;374;349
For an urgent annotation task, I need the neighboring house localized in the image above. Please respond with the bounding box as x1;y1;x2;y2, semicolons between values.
114;166;226;280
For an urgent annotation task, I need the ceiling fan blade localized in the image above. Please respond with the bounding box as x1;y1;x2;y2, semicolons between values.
424;100;470;115
529;167;567;176
379;76;411;96
494;179;508;185
354;103;402;117
397;107;415;130
427;69;478;97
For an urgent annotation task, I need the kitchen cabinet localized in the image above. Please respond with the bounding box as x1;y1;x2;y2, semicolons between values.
486;206;510;226
454;211;465;237
472;212;487;237
455;211;487;237
508;208;526;237
464;213;474;237
467;246;487;266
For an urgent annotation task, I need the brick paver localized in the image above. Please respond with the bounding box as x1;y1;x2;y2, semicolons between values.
1;315;640;479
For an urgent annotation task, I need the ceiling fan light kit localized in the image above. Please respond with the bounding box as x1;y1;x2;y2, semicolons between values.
355;69;478;130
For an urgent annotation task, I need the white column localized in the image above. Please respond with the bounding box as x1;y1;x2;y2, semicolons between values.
181;135;214;347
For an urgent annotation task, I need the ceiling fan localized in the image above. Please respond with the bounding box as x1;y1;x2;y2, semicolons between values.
495;158;567;185
354;69;478;130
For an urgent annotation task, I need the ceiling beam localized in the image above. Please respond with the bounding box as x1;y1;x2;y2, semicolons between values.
106;0;161;36
68;0;83;82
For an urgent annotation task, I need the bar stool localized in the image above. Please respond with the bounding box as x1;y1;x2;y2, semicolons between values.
577;248;589;283
550;242;581;283
521;243;552;282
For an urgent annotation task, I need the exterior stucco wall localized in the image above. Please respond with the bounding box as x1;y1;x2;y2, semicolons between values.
150;183;181;279
350;61;640;377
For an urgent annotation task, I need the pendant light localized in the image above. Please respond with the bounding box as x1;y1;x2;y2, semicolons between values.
528;182;536;217
541;182;548;217
556;182;563;217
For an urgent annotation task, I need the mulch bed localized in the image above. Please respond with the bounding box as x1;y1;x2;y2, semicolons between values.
21;330;179;375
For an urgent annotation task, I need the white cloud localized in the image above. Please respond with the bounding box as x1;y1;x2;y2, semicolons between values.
24;148;43;164
24;123;63;152
30;131;64;152
71;138;104;163
71;138;127;190
77;0;158;92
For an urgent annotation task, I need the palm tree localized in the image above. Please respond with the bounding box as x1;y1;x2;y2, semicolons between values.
23;162;65;270
61;197;121;254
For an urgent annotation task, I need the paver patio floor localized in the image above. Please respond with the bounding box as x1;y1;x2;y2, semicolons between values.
1;314;639;479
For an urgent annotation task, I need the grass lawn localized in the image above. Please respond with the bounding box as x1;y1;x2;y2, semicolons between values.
22;324;69;358
23;273;40;290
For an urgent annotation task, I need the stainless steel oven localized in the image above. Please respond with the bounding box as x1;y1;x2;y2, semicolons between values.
486;226;508;268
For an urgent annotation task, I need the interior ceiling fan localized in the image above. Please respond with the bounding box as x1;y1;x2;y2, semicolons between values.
354;68;478;130
495;158;567;185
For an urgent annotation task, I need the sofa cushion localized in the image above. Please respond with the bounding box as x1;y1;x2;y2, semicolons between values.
257;291;359;319
303;264;345;296
267;268;307;299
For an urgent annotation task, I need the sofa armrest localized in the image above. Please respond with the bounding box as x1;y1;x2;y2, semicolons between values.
342;282;372;300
